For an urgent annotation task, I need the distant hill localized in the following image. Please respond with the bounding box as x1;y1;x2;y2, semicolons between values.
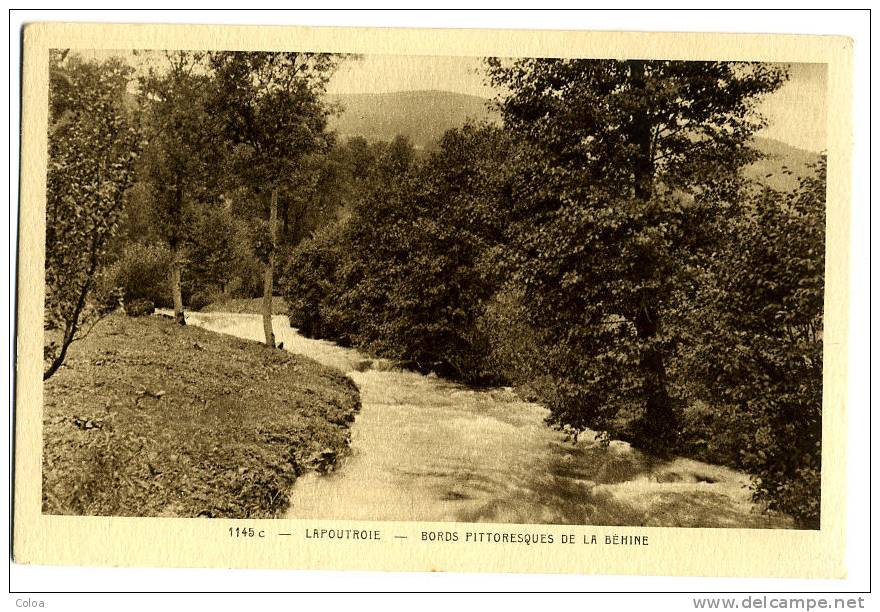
327;90;495;150
328;90;821;189
746;137;822;191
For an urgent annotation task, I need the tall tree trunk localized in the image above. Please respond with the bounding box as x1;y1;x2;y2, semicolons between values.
633;302;677;448
170;170;186;325
628;60;677;450
44;255;96;380
262;188;277;347
629;61;654;201
44;230;103;380
280;198;289;238
170;239;186;326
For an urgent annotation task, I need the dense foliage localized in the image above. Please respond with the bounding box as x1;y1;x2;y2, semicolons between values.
283;61;825;527
284;127;513;379
682;159;826;527
485;59;787;453
44;52;141;379
44;50;826;527
99;242;174;309
138;51;219;323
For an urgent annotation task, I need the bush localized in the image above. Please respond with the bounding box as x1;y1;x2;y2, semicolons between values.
101;243;173;309
676;401;753;469
477;287;547;386
282;223;344;339
124;299;155;317
186;205;255;297
187;290;215;312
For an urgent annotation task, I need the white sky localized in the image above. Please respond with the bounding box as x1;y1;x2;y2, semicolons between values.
755;62;826;152
327;55;494;97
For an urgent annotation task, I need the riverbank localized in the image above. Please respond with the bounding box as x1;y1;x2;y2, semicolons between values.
42;313;360;518
188;311;792;528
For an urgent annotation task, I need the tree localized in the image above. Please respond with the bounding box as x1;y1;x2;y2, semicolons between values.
486;59;786;452
277;151;347;248
186;203;243;296
138;51;218;324
312;135;420;350
208;51;343;346
686;158;826;527
44;51;141;379
284;126;517;379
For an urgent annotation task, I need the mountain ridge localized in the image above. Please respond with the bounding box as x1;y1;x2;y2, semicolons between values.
327;90;495;150
327;90;820;190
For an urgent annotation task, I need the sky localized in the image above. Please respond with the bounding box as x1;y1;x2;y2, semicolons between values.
755;62;827;152
327;55;827;152
326;55;494;98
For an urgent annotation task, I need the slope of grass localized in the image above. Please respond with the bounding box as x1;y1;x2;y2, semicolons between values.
42;313;360;518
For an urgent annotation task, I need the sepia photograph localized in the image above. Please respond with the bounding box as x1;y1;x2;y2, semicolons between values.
40;49;826;529
12;18;856;581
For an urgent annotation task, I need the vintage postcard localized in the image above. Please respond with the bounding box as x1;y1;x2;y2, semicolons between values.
14;22;852;577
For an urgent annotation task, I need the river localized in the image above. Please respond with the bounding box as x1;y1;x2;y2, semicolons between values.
183;311;791;528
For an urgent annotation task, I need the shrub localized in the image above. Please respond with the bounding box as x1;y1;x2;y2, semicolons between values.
282;222;344;339
124;298;155;317
676;401;753;469
187;290;215;312
102;243;174;309
477;287;547;386
186;205;246;295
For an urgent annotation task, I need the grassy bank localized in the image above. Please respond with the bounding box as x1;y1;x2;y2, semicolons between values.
42;313;360;518
199;296;286;315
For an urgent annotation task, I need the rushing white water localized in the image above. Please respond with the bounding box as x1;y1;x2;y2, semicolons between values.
182;311;791;528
